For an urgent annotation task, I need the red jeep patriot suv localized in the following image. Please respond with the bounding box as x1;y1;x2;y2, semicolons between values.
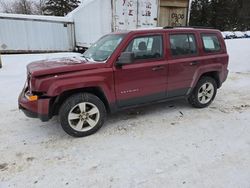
18;27;229;137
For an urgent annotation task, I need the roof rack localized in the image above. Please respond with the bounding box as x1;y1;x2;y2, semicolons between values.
163;26;214;29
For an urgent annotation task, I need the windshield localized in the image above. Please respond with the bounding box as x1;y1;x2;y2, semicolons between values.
83;34;125;62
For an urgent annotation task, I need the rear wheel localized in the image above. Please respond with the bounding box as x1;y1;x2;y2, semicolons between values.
188;77;217;108
59;93;106;137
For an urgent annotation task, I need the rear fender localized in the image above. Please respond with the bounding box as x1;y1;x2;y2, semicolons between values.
191;64;223;89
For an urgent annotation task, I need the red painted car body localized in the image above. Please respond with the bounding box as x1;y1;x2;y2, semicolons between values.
18;28;229;121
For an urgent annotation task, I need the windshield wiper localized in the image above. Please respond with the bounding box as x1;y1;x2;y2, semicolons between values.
81;55;89;62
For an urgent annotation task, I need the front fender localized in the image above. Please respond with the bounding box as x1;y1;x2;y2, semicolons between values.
34;68;116;104
48;76;115;103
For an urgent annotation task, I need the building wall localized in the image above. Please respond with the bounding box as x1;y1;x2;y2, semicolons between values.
158;0;189;27
0;0;191;53
0;14;74;53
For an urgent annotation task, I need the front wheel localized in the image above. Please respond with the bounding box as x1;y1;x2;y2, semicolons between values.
188;77;217;108
59;93;106;137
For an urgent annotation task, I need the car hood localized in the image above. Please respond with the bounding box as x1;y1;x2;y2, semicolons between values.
27;57;106;77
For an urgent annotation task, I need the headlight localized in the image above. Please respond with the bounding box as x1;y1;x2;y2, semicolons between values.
29;78;32;92
27;73;32;92
25;93;38;101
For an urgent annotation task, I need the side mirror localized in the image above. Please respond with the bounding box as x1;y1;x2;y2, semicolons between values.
116;52;135;67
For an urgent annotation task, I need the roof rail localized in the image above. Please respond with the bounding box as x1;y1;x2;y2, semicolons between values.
163;26;214;29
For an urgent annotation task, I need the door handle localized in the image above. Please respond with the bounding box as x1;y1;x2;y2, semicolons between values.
190;61;200;66
152;66;165;71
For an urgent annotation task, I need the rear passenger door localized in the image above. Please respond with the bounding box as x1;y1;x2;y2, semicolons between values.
167;32;201;98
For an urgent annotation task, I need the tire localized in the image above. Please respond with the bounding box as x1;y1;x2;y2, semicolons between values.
59;93;106;137
188;76;217;108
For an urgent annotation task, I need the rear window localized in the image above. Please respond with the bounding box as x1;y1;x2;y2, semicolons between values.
170;34;197;57
202;34;221;53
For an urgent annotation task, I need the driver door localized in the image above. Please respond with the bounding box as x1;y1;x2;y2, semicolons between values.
113;34;168;107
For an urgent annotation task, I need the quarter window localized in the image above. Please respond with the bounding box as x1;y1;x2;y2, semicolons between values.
125;35;163;60
202;34;221;52
170;34;197;57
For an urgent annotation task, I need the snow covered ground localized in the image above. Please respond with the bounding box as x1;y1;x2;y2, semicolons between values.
0;39;250;188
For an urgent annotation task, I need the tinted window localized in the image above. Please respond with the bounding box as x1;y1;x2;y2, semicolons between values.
125;35;163;60
170;34;197;57
202;34;221;52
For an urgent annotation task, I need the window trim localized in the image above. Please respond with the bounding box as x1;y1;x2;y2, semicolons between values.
123;34;165;63
169;33;198;59
201;33;222;54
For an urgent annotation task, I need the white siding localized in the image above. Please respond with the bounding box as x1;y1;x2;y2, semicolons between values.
113;0;138;30
0;14;74;53
114;0;158;30
70;0;158;48
69;0;113;48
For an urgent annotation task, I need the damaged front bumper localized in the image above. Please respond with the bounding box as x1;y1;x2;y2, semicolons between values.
18;86;51;122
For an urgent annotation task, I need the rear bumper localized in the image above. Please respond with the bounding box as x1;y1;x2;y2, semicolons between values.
222;69;229;83
18;88;51;122
218;69;229;88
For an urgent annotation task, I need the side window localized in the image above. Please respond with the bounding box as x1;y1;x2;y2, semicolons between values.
125;35;163;60
170;34;197;57
202;34;221;52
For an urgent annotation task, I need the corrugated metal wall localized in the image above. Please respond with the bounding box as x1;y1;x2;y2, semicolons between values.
0;0;190;53
71;0;189;48
69;0;113;48
71;0;159;48
0;15;75;53
113;0;158;30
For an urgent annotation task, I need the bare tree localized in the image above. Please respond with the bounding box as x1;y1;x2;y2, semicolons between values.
0;0;37;15
14;0;33;14
0;1;14;13
33;0;46;15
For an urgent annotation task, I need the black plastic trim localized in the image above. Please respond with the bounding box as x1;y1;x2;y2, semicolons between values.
19;105;50;122
113;87;190;112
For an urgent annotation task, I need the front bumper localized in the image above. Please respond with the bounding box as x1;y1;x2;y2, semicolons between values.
18;87;51;122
